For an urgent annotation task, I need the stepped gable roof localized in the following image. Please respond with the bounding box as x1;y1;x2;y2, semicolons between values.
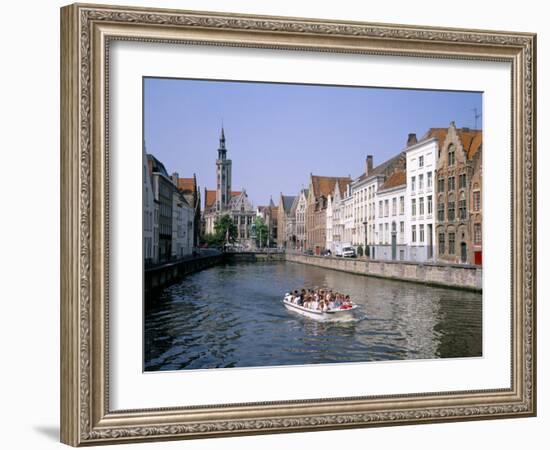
424;127;482;160
280;195;297;213
177;177;195;193
379;170;406;192
311;175;352;199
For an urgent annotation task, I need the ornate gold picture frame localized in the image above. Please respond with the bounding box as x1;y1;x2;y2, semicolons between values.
60;3;536;446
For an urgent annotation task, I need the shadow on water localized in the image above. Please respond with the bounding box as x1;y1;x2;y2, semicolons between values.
145;261;481;371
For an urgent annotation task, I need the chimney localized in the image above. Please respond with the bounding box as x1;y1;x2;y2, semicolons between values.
366;155;373;175
171;172;179;185
407;133;417;147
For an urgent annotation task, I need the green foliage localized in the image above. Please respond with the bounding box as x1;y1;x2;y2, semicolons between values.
214;215;238;243
252;217;268;248
357;244;364;257
202;233;223;247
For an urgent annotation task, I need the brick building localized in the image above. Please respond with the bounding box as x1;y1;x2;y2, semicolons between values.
433;122;482;265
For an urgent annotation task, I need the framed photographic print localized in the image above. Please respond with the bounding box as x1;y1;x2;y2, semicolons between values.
60;3;537;446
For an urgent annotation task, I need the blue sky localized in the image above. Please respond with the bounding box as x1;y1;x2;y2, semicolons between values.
144;77;482;206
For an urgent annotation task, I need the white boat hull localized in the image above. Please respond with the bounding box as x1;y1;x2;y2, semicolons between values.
283;298;357;321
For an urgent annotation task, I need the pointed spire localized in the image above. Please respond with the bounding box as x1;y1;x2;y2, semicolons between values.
219;125;226;149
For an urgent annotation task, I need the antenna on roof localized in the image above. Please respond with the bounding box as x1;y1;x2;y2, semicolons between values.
472;108;482;129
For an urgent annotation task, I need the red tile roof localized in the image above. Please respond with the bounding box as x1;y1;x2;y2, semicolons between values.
311;175;351;199
177;177;195;193
379;170;406;191
204;189;216;209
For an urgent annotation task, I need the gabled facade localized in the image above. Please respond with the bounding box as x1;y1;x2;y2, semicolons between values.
294;189;308;251
277;194;297;248
433;122;482;265
307;175;351;254
176;174;201;247
326;178;351;254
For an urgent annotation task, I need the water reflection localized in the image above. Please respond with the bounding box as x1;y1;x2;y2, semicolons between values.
144;261;482;371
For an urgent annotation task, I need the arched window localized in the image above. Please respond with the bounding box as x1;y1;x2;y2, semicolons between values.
448;144;455;166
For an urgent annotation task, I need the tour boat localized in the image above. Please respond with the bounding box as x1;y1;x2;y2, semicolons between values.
283;294;358;320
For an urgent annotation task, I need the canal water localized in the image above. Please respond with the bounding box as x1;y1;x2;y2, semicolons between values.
144;261;482;371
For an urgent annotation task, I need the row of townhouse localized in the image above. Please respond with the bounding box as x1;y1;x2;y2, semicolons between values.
143;146;200;265
277;122;483;266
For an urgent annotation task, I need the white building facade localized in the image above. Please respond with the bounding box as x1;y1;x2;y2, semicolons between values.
371;172;407;261
294;189;308;251
326;180;346;253
405;137;438;262
172;188;194;259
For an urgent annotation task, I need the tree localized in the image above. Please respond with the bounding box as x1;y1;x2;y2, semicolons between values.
252;217;268;248
202;233;222;247
214;215;237;244
357;244;364;257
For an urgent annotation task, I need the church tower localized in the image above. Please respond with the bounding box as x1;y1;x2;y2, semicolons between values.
215;126;232;211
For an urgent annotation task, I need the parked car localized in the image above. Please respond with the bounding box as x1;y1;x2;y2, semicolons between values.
321;249;332;257
342;246;357;258
304;249;314;255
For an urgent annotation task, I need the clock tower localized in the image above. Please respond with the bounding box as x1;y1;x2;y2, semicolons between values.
215;126;232;211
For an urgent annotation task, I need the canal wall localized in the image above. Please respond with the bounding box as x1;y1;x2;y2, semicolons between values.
145;253;223;294
224;252;285;263
285;254;482;291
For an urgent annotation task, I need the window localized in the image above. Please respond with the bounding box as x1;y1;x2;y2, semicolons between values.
419;197;425;216
427;172;433;189
474;223;482;245
419;155;424;167
379;201;383;217
438;178;445;192
419;174;424;191
459;173;467;189
438;202;445;221
419;224;425;243
384;199;389;217
400;221;404;233
427;195;433;215
400;250;405;261
399;196;405;215
411;198;416;216
392;197;397;216
412;225;417;243
474;191;481;211
448;176;455;191
449;232;456;254
379;224;383;244
448;144;455;166
448;201;455;221
411;176;416;192
459;193;467;220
